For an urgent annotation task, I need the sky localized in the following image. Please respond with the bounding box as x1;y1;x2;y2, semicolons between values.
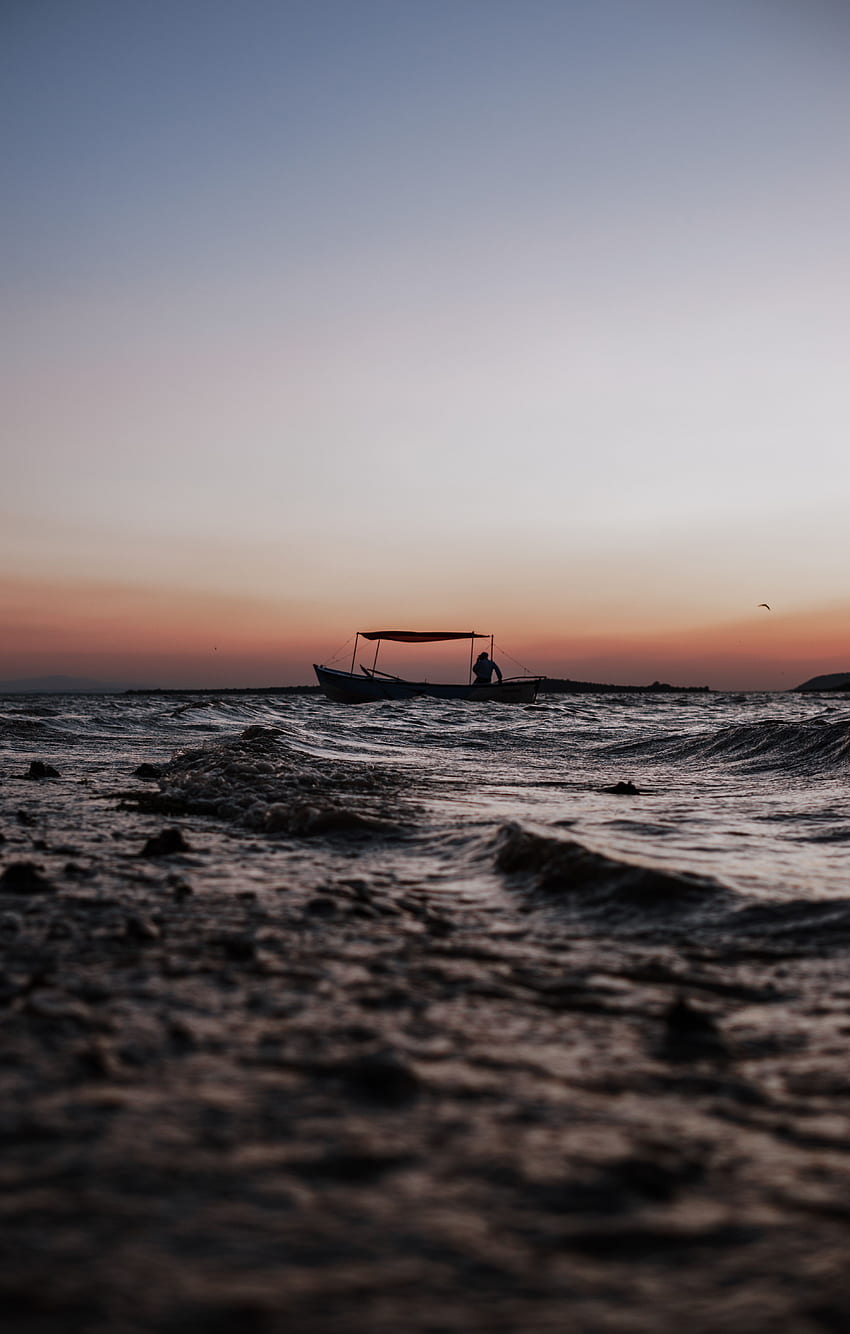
3;0;849;690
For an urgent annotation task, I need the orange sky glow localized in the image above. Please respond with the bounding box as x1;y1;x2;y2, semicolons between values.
1;575;845;692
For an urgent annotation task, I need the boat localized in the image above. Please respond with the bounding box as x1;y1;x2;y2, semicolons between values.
314;631;543;705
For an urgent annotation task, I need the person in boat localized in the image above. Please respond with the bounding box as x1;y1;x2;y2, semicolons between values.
472;651;502;685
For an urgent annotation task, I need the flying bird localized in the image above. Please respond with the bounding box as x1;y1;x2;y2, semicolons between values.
758;603;770;611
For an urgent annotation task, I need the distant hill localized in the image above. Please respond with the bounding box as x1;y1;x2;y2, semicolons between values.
0;675;130;694
794;672;850;692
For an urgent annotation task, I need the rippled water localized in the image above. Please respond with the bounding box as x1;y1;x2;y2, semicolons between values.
6;686;850;1332
3;689;849;941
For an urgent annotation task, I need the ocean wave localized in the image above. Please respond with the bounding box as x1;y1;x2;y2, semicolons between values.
604;718;850;776
0;715;75;749
494;822;737;931
128;725;409;836
730;897;850;943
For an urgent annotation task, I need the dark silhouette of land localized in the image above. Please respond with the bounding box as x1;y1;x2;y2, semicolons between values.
122;685;323;696
1;678;712;698
0;675;129;694
124;680;711;697
794;672;850;692
537;678;710;694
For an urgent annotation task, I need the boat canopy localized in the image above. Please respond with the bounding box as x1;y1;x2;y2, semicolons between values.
358;630;487;643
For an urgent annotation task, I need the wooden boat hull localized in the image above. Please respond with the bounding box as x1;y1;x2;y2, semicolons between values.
313;664;541;705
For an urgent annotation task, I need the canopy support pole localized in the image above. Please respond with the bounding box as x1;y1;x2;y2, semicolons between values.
350;634;359;675
372;640;381;672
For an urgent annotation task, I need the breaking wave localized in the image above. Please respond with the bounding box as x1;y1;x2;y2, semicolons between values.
604;717;850;776
128;726;411;837
729;896;850;944
494;822;737;932
0;714;73;749
493;821;850;947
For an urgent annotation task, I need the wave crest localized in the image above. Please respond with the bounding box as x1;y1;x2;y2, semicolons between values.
134;726;407;837
607;717;850;775
495;823;735;929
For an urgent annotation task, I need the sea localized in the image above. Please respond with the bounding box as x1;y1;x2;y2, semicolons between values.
3;686;849;945
5;686;850;1332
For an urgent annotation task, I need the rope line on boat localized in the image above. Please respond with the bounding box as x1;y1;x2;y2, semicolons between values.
495;643;537;676
323;636;355;666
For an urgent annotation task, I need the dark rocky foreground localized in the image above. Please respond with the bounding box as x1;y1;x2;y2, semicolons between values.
3;827;850;1331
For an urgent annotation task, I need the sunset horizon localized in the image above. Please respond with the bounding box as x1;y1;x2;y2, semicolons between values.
1;568;847;692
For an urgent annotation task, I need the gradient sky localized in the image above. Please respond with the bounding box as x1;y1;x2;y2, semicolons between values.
3;0;849;689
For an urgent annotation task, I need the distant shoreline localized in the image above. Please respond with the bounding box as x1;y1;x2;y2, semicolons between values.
121;679;711;697
4;677;848;697
537;678;710;694
122;685;323;696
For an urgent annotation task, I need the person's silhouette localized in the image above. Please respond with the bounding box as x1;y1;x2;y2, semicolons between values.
472;652;502;685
